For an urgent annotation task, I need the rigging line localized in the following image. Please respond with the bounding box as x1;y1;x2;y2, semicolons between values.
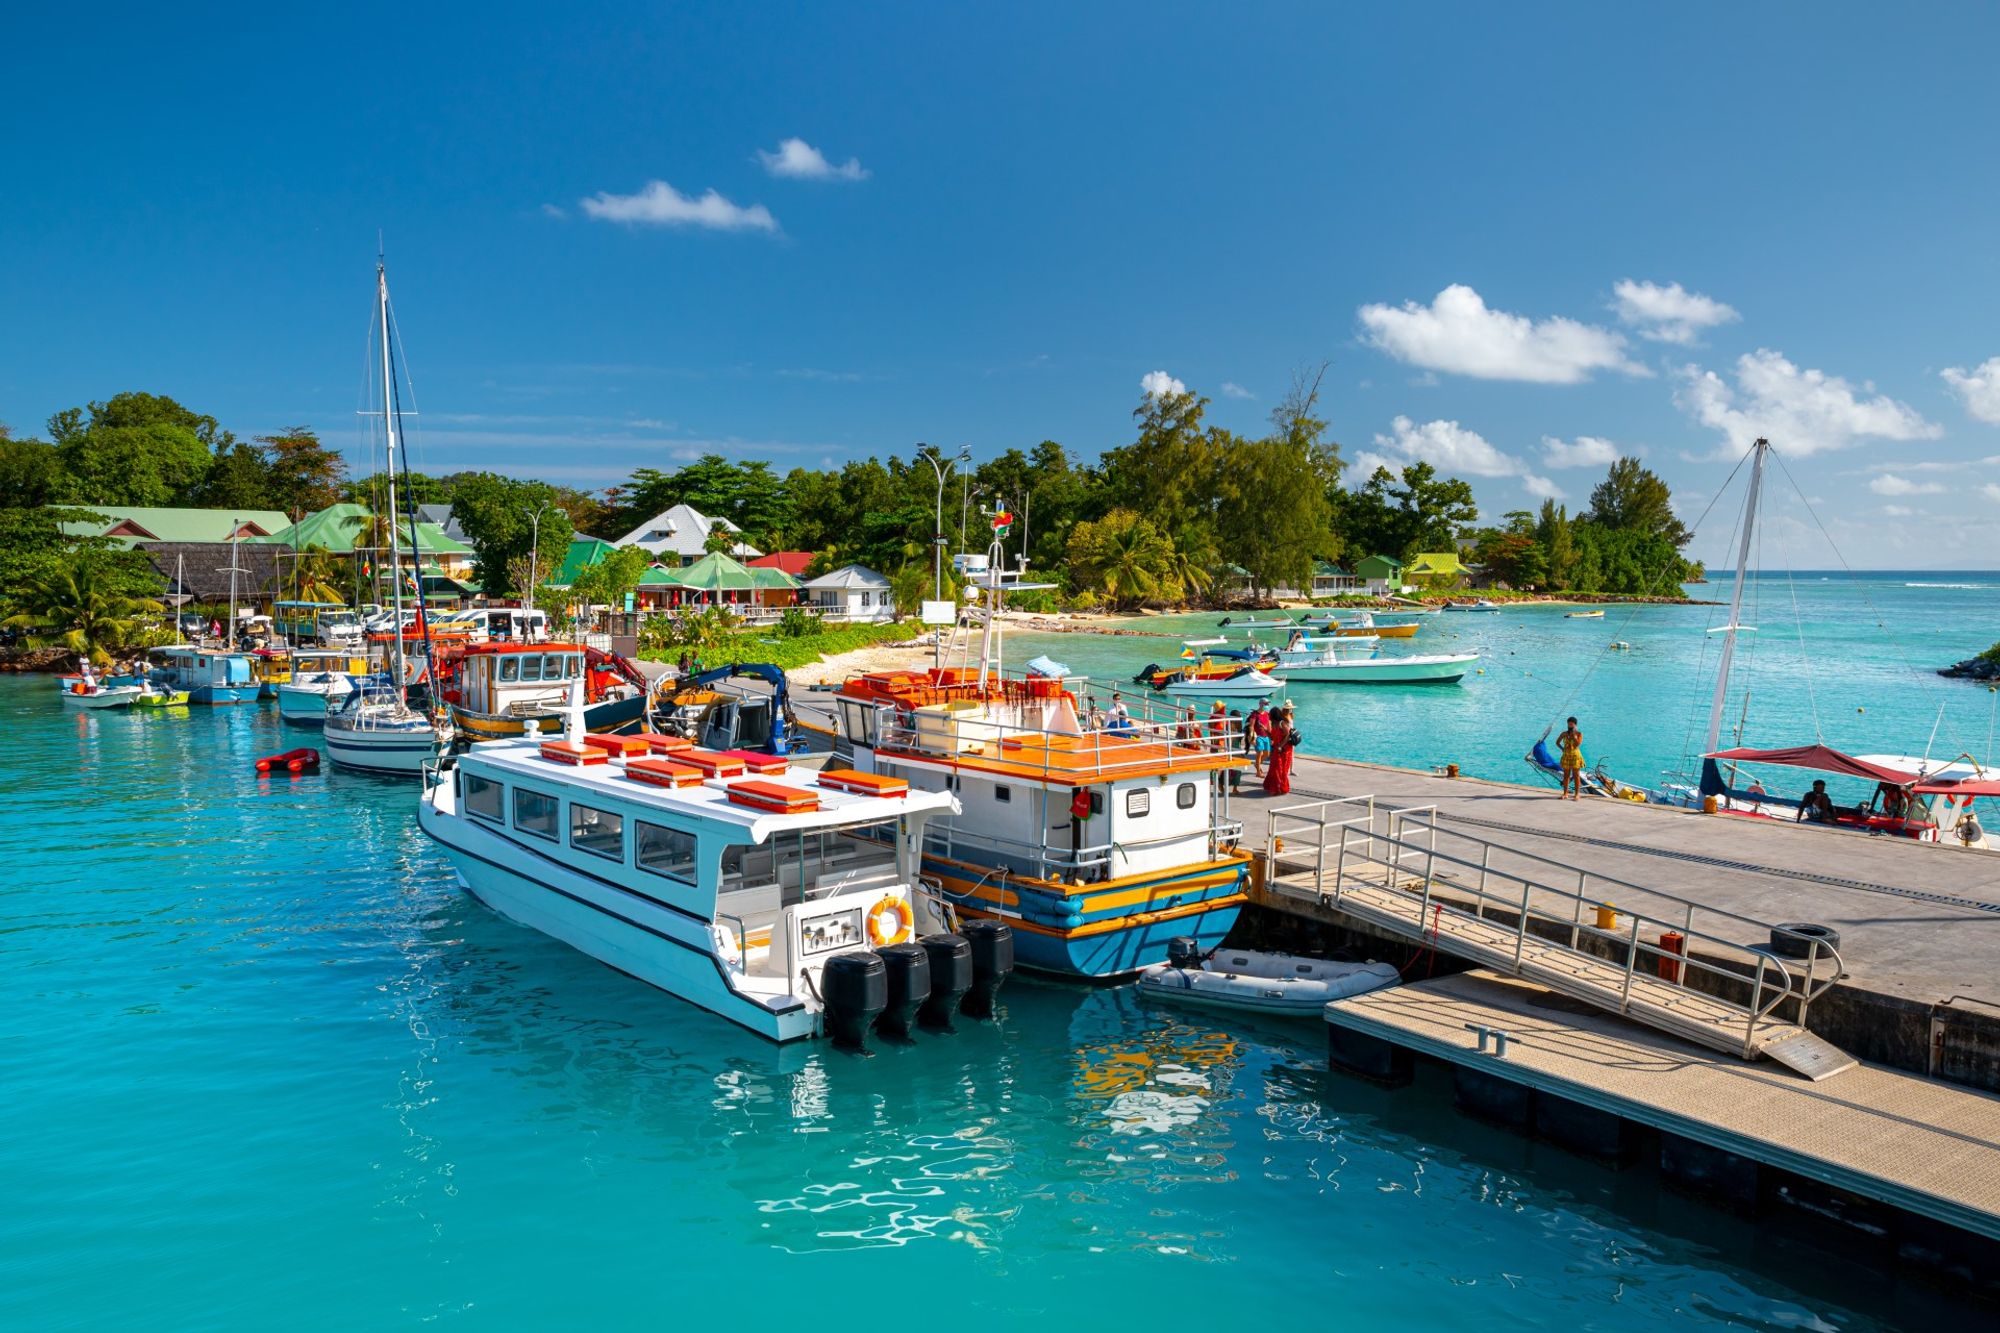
1783;536;1822;742
383;293;427;474
1677;457;1756;774
1768;448;1978;758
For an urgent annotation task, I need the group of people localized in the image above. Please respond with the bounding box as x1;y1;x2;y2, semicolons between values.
1085;692;1303;796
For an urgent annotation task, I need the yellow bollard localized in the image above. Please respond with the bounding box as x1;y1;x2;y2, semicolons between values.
1702;794;1720;815
1594;902;1619;930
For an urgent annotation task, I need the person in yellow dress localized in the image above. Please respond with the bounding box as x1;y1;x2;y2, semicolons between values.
1557;716;1585;801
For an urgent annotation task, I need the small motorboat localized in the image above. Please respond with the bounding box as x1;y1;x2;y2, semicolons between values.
60;682;143;710
1138;940;1401;1017
1217;615;1296;629
1157;665;1283;698
1272;647;1479;684
1442;599;1502;613
134;685;191;709
1609;640;1635;651
1565;609;1605;619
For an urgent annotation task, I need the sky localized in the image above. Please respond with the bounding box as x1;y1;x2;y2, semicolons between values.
4;3;2000;568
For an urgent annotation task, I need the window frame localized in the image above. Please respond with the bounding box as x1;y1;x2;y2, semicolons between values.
463;771;504;822
513;787;560;841
1126;787;1150;818
1176;782;1197;811
569;801;625;861
636;820;700;884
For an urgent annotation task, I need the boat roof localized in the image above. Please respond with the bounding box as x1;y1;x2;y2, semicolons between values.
462;641;589;656
460;739;958;840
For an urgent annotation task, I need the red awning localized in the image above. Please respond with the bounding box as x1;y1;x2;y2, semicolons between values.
1705;745;1920;785
1914;779;2000;798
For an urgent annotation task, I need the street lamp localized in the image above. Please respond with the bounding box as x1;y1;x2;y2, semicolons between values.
916;444;969;603
523;501;551;612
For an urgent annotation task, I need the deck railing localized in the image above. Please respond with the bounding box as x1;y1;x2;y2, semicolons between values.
1265;797;1846;1057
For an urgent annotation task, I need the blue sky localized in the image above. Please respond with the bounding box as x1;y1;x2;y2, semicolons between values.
5;3;1999;566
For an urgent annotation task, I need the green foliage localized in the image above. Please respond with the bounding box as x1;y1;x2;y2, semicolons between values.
646;619;924;672
1066;508;1182;609
3;553;167;664
449;474;575;598
566;544;652;610
773;607;826;638
49;392;223;506
1588;457;1690;547
259;427;348;515
614;455;793;547
1339;462;1479;561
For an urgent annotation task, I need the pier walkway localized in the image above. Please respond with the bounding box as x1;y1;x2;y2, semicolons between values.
1323;969;2000;1243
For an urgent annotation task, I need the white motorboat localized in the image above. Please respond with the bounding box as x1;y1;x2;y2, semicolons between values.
1274;651;1478;685
419;691;1011;1045
59;682;143;710
1138;943;1400;1017
1442;599;1502;612
277;669;360;724
1160;666;1284;698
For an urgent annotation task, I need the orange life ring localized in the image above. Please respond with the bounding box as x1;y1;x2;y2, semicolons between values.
865;895;911;948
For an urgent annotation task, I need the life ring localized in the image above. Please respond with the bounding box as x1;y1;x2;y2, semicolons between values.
866;896;912;948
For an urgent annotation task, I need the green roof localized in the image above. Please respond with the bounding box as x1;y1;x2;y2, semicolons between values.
57;505;293;547
749;565;799;591
1313;560;1354;577
555;536;619;586
1353;553;1403;576
1406;551;1467;576
637;552;760;593
262;504;471;556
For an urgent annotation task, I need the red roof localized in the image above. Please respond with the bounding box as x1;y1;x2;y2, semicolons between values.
748;551;814;576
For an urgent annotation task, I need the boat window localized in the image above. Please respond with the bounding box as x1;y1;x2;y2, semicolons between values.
1126;788;1150;818
570;803;624;860
464;773;503;821
545;654;569;680
498;656;519;682
637;822;698;882
994;785;1011;803
513;788;559;840
521;655;544;683
1176;782;1198;810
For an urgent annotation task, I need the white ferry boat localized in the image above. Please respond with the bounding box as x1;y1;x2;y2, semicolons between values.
419;699;1011;1043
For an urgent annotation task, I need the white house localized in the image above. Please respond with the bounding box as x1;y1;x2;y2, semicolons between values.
613;503;760;566
803;564;894;623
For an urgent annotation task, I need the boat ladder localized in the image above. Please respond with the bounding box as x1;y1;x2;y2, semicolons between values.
1265;797;1857;1081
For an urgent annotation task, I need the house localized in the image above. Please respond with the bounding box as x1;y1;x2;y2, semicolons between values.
1352;554;1403;596
613;503;760;566
261;503;478;580
633;552;762;612
1405;551;1468;587
748;550;815;578
414;504;470;543
58;506;292;548
1311;561;1361;597
802;564;894;623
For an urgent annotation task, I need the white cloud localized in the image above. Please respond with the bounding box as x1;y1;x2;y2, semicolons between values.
758;138;869;182
1882;504;1916;517
1868;474;1945;496
1676;349;1939;457
1540;435;1621;469
1140;370;1187;399
540;202;566;220
579;180;779;232
1357;284;1647;384
1942;357;2000;424
1611;279;1739;346
1360;415;1563;498
1220;381;1255;400
1984;484;2000;503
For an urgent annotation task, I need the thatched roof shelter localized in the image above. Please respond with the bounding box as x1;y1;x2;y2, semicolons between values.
137;541;292;604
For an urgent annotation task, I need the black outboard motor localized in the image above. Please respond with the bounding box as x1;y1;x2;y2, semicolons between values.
1132;664;1159;686
960;920;1015;1020
917;934;973;1029
1166;936;1203;970
819;951;887;1050
875;942;932;1039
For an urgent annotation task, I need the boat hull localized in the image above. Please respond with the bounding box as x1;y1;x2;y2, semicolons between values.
1273;655;1475;684
189;684;263;705
1136;958;1400;1016
450;693;648;741
275;682;351;724
323;723;435;774
927;852;1249;977
417;799;812;1041
60;687;142;710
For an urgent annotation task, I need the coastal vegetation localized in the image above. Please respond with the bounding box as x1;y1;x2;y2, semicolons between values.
2;557;166;663
637;607;923;672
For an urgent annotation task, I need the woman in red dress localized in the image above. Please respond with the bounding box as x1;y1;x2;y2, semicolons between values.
1263;703;1298;796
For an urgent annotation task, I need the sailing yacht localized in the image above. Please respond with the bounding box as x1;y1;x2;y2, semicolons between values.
324;258;446;776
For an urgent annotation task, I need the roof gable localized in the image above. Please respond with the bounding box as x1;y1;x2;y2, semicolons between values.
804;563;892;590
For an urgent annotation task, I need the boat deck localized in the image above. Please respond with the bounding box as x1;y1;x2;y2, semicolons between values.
1324;969;2000;1241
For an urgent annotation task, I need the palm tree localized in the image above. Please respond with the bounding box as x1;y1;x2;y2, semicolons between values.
1081;512;1175;609
4;559;166;665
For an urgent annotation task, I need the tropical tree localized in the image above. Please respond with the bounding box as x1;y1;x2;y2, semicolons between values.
4;556;166;664
1066;508;1179;609
260;427;348;514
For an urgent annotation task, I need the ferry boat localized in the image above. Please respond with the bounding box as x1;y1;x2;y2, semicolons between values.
147;646;261;704
442;642;649;741
419;701;1005;1042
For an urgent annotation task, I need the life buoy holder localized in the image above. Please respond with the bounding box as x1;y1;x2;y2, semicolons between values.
866;895;912;948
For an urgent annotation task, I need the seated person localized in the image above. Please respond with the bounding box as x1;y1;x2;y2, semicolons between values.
1797;779;1836;824
1875;782;1909;820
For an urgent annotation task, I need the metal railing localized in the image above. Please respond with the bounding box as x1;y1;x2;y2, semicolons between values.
1266;797;1846;1059
872;687;1247;783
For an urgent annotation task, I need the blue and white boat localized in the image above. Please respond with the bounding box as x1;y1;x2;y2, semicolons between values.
148;646;261;705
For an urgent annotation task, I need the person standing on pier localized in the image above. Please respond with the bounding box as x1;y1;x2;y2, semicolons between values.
1248;701;1272;777
1557;716;1585;800
1263;703;1298;796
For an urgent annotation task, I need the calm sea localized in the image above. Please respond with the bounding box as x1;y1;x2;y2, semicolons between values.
3;572;1989;1327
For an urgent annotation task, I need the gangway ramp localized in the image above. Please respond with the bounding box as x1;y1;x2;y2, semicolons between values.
1265;797;1855;1080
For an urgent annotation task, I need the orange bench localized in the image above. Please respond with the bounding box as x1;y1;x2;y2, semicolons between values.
585;732;651;757
539;741;607;766
726;780;821;814
716;749;788;776
625;758;705;789
816;768;909;798
680;749;746;779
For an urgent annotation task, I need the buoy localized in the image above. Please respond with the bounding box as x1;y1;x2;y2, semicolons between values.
255;747;321;775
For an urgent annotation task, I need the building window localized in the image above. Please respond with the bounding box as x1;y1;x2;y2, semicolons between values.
637;822;698;882
570;803;624;860
1126;788;1150;818
464;773;503;821
514;788;559;840
995;785;1011;803
1176;782;1197;810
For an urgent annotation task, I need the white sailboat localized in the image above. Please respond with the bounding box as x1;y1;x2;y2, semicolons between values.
324;257;445;776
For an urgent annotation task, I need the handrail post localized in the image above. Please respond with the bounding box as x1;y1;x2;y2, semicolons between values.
1618;914;1641;1012
1745;953;1768;1057
1476;844;1491;922
1315;809;1328;890
1513;878;1530;971
1570;871;1586;949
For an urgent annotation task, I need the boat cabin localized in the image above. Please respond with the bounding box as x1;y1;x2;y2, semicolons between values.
454;644;595;719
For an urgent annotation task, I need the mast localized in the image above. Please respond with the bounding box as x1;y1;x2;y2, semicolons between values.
1705;437;1767;754
379;257;407;704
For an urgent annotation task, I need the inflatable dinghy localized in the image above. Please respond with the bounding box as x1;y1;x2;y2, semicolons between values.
1137;940;1400;1017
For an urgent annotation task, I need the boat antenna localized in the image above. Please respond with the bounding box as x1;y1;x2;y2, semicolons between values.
1706;437;1767;754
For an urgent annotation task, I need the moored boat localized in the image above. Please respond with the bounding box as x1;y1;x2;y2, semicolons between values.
443;642;649;741
1565;609;1606;619
1268;632;1478;684
59;681;143;710
1442;599;1501;612
1137;941;1400;1016
147;646;262;704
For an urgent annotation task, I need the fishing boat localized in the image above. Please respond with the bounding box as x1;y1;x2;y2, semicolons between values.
442;642;649;741
147;646;261;704
58;678;143;709
419;692;1010;1043
1442;599;1501;612
1147;664;1285;697
829;521;1254;977
324;256;445;776
1565;609;1605;619
134;684;191;709
1137;941;1400;1017
1215;614;1296;629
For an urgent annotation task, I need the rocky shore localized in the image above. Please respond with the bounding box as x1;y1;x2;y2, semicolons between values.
1939;648;2000;683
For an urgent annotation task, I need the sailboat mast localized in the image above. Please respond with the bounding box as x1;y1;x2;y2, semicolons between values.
379;259;407;704
1705;437;1767;754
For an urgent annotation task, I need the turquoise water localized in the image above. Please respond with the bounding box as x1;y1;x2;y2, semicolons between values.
1001;573;2000;802
0;665;1969;1328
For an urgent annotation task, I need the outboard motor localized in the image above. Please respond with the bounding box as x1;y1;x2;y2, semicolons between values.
875;942;932;1039
917;934;973;1029
819;952;886;1050
1132;664;1159;686
960;920;1015;1020
1166;936;1203;970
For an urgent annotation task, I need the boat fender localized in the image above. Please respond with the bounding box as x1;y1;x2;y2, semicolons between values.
865;896;912;948
818;952;887;1051
960;920;1015;1020
1769;922;1839;959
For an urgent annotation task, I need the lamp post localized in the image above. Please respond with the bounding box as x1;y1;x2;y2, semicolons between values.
523;501;551;612
916;445;969;603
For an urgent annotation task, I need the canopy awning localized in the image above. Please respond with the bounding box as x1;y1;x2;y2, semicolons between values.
1915;778;2000;798
1705;745;1918;785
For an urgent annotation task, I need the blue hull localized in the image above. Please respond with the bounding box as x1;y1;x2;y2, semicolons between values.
988;901;1244;976
191;684;263;705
